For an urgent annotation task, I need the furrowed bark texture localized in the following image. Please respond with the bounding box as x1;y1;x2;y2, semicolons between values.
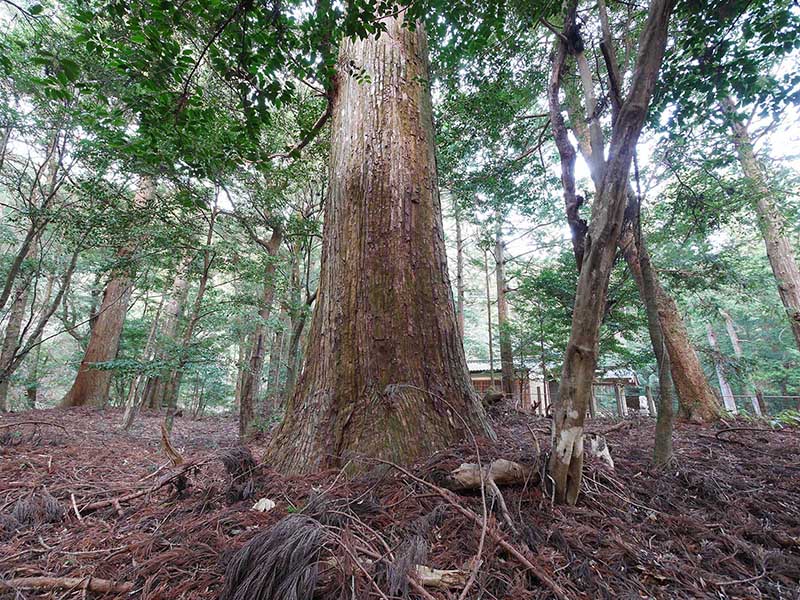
267;15;491;472
724;98;800;352
550;0;676;505
62;178;153;408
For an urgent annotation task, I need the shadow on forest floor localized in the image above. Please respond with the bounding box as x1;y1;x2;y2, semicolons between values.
1;405;798;599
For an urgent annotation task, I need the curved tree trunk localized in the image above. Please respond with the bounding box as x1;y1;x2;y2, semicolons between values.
563;62;718;426
62;178;153;408
656;285;721;422
548;0;676;505
267;14;491;473
723;98;800;351
619;228;675;463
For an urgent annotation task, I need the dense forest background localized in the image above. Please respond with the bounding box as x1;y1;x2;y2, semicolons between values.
0;0;797;423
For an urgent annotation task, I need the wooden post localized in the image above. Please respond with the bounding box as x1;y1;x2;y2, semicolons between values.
588;385;597;418
614;384;626;418
645;385;656;417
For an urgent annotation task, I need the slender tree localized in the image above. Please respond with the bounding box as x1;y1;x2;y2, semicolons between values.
495;224;514;396
548;0;677;504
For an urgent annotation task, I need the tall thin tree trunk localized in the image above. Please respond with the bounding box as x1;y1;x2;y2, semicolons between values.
264;305;290;417
0;247;36;412
62;178;153;408
239;230;282;436
619;228;675;463
548;0;676;504
233;333;249;410
484;249;496;388
163;208;217;432
122;295;164;429
143;254;193;410
267;14;491;472
706;323;737;413
454;203;465;339
722;97;800;351
495;224;514;396
720;309;763;415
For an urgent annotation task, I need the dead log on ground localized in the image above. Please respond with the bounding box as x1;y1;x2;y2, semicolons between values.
439;458;537;491
0;576;133;594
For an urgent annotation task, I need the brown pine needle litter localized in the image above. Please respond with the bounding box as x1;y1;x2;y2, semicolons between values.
1;405;799;599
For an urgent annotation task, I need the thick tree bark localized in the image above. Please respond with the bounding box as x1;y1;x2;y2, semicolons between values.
549;0;676;505
267;14;491;472
495;225;514;396
723;98;800;351
62;178;153;408
238;229;281;436
706;323;737;413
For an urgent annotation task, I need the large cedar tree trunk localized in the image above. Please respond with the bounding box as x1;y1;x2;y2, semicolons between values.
267;15;491;472
62;178;152;408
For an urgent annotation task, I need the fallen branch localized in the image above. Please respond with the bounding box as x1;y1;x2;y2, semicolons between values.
0;576;133;594
441;458;535;491
79;458;208;514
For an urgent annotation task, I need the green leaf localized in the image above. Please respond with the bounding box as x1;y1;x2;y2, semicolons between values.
60;58;80;82
28;4;43;15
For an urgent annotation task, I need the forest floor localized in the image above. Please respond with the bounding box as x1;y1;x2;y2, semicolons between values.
1;405;799;599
